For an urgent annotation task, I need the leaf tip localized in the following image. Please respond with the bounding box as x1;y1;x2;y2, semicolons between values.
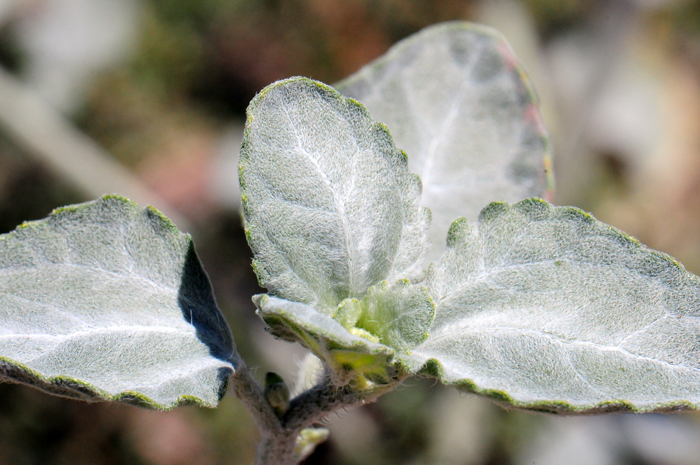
446;217;470;247
145;204;182;235
513;197;552;220
252;293;268;308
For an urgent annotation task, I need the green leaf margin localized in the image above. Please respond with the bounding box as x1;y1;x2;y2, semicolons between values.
412;198;700;414
0;195;235;410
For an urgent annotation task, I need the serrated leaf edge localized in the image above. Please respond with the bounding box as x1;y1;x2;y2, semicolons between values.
1;356;231;410
412;356;699;415
417;197;700;414
1;194;236;409
239;76;431;304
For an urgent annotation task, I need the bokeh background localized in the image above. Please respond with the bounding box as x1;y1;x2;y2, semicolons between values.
2;0;700;463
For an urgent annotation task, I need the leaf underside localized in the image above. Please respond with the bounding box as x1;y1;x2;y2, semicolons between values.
0;196;235;409
337;21;553;263
254;294;396;384
239;77;431;316
408;198;700;414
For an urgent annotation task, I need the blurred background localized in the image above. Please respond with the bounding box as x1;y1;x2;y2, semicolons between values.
2;0;700;463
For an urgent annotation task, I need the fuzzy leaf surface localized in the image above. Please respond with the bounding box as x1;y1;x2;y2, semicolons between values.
240;77;430;315
335;280;435;353
0;196;235;409
409;199;700;413
337;21;552;262
254;294;396;385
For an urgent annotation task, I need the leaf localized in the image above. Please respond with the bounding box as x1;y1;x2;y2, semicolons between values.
239;77;431;316
336;21;553;263
335;280;435;353
294;427;330;462
254;294;396;385
0;196;235;409
408;198;700;413
255;281;434;384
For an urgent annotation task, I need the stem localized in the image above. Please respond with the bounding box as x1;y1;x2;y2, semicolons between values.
283;374;398;431
255;431;299;465
230;362;406;465
230;362;301;465
229;362;282;439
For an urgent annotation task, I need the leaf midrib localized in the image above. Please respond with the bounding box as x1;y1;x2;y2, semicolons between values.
436;257;676;304
281;105;360;296
0;324;194;345
0;261;175;295
420;325;700;376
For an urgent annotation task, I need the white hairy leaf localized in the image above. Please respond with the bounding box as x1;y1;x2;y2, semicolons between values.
406;198;700;413
334;280;434;353
254;294;396;385
0;196;235;409
240;77;430;315
337;21;553;263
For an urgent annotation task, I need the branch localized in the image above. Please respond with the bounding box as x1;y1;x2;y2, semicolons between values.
283;369;406;431
231;360;407;465
229;361;282;436
0;66;193;232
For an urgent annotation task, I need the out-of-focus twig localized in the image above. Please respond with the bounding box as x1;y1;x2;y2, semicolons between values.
564;0;640;161
0;65;193;233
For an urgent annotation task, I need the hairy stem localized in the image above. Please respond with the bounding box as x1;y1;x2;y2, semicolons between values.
231;362;407;465
255;431;299;465
283;372;401;431
229;362;282;439
230;361;302;465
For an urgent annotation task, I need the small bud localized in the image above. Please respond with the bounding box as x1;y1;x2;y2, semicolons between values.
294;427;330;462
264;372;290;417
